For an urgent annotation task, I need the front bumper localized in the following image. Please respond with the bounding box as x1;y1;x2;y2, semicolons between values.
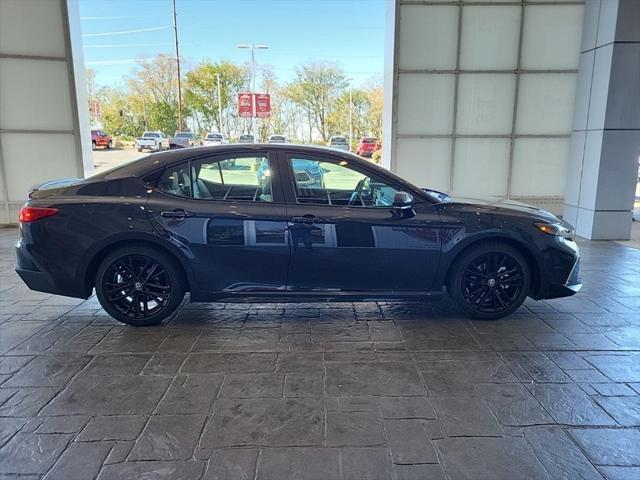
541;239;582;299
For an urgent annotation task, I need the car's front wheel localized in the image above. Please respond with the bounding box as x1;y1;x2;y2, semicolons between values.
95;246;186;326
447;242;530;320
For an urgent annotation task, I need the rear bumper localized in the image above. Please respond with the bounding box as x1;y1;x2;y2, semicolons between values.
16;239;88;299
16;267;58;295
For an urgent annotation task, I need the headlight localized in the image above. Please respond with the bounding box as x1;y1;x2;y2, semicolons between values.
534;222;574;238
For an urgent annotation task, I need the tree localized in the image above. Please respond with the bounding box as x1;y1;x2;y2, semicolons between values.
286;61;348;142
127;54;180;134
184;60;248;136
94;86;144;138
364;78;384;141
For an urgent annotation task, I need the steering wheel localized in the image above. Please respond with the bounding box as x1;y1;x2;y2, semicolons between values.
348;179;365;207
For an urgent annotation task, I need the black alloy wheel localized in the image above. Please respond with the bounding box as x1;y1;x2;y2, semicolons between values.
448;242;530;320
95;246;185;326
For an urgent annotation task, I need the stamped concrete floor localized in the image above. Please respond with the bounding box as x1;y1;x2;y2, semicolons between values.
0;227;639;480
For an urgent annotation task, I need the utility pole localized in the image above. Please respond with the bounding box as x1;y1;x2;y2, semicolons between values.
172;0;183;131
216;73;223;134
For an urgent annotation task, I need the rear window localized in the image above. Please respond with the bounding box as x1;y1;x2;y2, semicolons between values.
143;132;159;138
207;134;222;140
240;135;253;140
175;132;193;138
361;138;375;144
270;136;285;141
331;137;347;144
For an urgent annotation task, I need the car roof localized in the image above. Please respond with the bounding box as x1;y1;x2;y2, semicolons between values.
100;144;363;178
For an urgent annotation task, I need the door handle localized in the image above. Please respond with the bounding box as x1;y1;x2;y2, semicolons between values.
290;215;321;225
160;209;195;219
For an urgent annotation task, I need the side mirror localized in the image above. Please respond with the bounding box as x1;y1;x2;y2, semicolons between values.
393;191;413;210
393;192;415;218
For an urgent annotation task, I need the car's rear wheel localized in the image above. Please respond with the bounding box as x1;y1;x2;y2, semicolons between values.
107;140;113;149
447;242;530;320
95;246;185;326
92;141;96;151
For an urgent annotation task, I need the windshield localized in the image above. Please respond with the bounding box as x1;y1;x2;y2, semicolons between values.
270;136;285;141
206;134;222;140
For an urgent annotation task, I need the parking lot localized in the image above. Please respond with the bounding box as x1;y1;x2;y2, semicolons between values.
1;225;639;479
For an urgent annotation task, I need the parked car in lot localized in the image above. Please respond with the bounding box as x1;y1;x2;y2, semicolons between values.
356;137;377;157
202;132;227;147
91;129;112;150
238;134;255;144
268;134;287;143
136;131;168;152
329;136;349;151
169;132;198;149
17;144;581;326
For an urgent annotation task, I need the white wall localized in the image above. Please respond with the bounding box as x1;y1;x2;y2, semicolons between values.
385;0;584;213
0;0;91;224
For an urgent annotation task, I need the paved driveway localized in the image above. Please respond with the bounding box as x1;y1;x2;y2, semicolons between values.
0;227;639;479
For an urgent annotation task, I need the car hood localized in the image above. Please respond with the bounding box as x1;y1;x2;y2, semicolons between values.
425;189;560;222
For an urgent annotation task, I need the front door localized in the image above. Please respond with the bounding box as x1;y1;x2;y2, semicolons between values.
280;151;442;293
146;150;290;294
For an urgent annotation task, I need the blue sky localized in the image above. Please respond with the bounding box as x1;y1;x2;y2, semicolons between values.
79;0;386;88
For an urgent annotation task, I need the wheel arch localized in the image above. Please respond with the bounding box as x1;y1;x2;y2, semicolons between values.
442;235;542;297
81;234;194;297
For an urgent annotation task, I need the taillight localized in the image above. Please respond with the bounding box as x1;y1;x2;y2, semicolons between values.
18;207;60;223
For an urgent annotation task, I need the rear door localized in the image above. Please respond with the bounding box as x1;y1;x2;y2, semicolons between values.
146;150;290;294
279;150;442;293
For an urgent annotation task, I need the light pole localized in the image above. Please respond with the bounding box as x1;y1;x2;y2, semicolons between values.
216;73;223;134
237;44;268;134
348;82;353;152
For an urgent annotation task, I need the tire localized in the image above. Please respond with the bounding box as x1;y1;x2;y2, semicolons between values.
137;148;142;152
107;140;113;149
95;245;186;326
92;141;96;151
447;241;530;320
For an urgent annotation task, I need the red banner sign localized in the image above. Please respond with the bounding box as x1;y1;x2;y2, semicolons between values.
254;93;271;118
238;93;253;118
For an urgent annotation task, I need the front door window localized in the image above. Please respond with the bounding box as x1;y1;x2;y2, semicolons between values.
289;157;402;208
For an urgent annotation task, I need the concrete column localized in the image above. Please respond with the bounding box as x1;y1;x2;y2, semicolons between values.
564;0;640;240
0;0;91;225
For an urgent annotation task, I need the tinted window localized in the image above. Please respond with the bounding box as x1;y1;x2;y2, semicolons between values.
206;134;222;140
158;156;273;203
194;155;272;202
361;138;375;144
143;132;159;138
158;161;192;197
289;157;401;208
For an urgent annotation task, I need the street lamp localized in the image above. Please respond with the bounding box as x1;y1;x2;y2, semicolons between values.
346;78;353;152
237;44;269;134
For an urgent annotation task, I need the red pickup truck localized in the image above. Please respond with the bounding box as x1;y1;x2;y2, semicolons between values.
356;137;377;158
91;129;113;150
